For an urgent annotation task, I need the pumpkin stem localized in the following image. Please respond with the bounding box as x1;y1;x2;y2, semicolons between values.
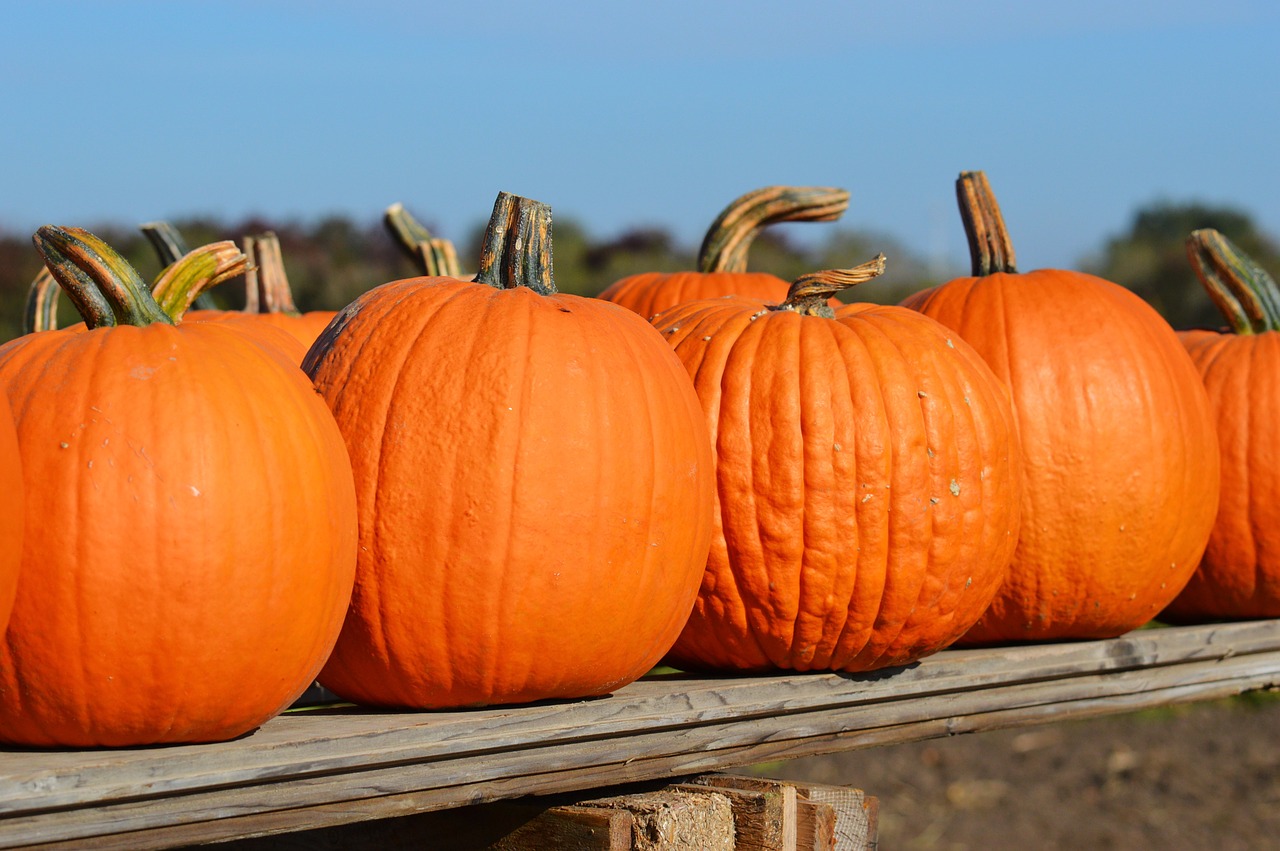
150;242;250;321
698;186;850;274
384;202;434;259
419;238;462;278
385;202;464;277
141;221;220;311
1187;228;1280;334
774;254;888;318
33;226;174;329
473;192;556;294
22;267;60;333
956;171;1018;276
243;232;302;316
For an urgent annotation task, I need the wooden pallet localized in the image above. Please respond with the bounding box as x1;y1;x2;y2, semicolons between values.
0;620;1276;849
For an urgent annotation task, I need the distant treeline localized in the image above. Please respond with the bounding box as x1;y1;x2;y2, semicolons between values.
1;202;1276;345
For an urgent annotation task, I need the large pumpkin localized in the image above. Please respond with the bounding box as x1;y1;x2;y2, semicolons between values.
0;227;357;747
902;172;1220;642
1164;230;1280;619
0;394;20;634
653;257;1022;673
598;185;849;318
304;192;715;708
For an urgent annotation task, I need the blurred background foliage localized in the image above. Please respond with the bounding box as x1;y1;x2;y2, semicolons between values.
2;200;1277;344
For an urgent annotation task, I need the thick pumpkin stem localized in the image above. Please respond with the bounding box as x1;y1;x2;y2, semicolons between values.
698;186;850;274
775;254;888;318
33;226;173;329
141;221;219;311
1187;229;1280;334
956;171;1018;277
22;267;60;333
150;243;250;321
244;233;301;315
474;192;555;294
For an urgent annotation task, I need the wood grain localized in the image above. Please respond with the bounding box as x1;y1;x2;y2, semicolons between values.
0;621;1276;850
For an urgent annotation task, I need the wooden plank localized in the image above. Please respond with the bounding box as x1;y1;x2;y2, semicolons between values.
2;621;1274;816
4;653;1277;850
0;622;1276;849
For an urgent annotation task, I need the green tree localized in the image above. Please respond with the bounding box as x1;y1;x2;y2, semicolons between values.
1086;202;1280;331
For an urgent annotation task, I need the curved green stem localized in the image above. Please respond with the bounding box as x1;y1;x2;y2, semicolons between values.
385;202;434;261
150;242;249;321
1187;228;1280;334
33;226;173;329
244;232;301;315
141;221;219;310
956;171;1018;276
22;267;60;333
697;186;850;274
774;254;887;318
474;192;555;294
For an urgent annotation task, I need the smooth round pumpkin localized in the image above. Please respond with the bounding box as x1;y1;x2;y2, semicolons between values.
653;258;1022;673
1164;231;1280;619
902;172;1220;642
0;394;21;633
304;193;715;709
598;186;849;318
0;227;357;747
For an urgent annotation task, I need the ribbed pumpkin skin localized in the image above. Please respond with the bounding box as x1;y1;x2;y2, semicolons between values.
0;322;357;747
903;270;1220;642
654;298;1022;672
304;277;715;708
0;395;20;633
599;271;792;320
1164;330;1280;619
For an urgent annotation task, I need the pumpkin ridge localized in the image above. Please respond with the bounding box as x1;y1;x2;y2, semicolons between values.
844;315;932;668
821;318;893;665
866;311;993;666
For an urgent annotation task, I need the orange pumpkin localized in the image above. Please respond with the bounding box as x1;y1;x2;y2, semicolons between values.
0;227;357;746
902;172;1220;642
1164;230;1280;619
598;186;849;318
0;394;20;633
304;192;715;708
653;257;1022;673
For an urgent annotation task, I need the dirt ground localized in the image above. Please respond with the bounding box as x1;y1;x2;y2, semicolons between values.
764;692;1280;850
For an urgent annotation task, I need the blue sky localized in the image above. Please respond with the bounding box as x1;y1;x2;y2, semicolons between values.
3;1;1278;273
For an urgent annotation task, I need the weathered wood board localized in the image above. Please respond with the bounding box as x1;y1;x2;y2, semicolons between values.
0;620;1276;849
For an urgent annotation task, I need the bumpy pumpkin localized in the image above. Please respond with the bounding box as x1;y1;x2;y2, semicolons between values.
653;257;1022;673
598;185;849;318
902;171;1220;642
0;227;357;746
1164;230;1280;619
304;192;715;708
0;395;20;634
